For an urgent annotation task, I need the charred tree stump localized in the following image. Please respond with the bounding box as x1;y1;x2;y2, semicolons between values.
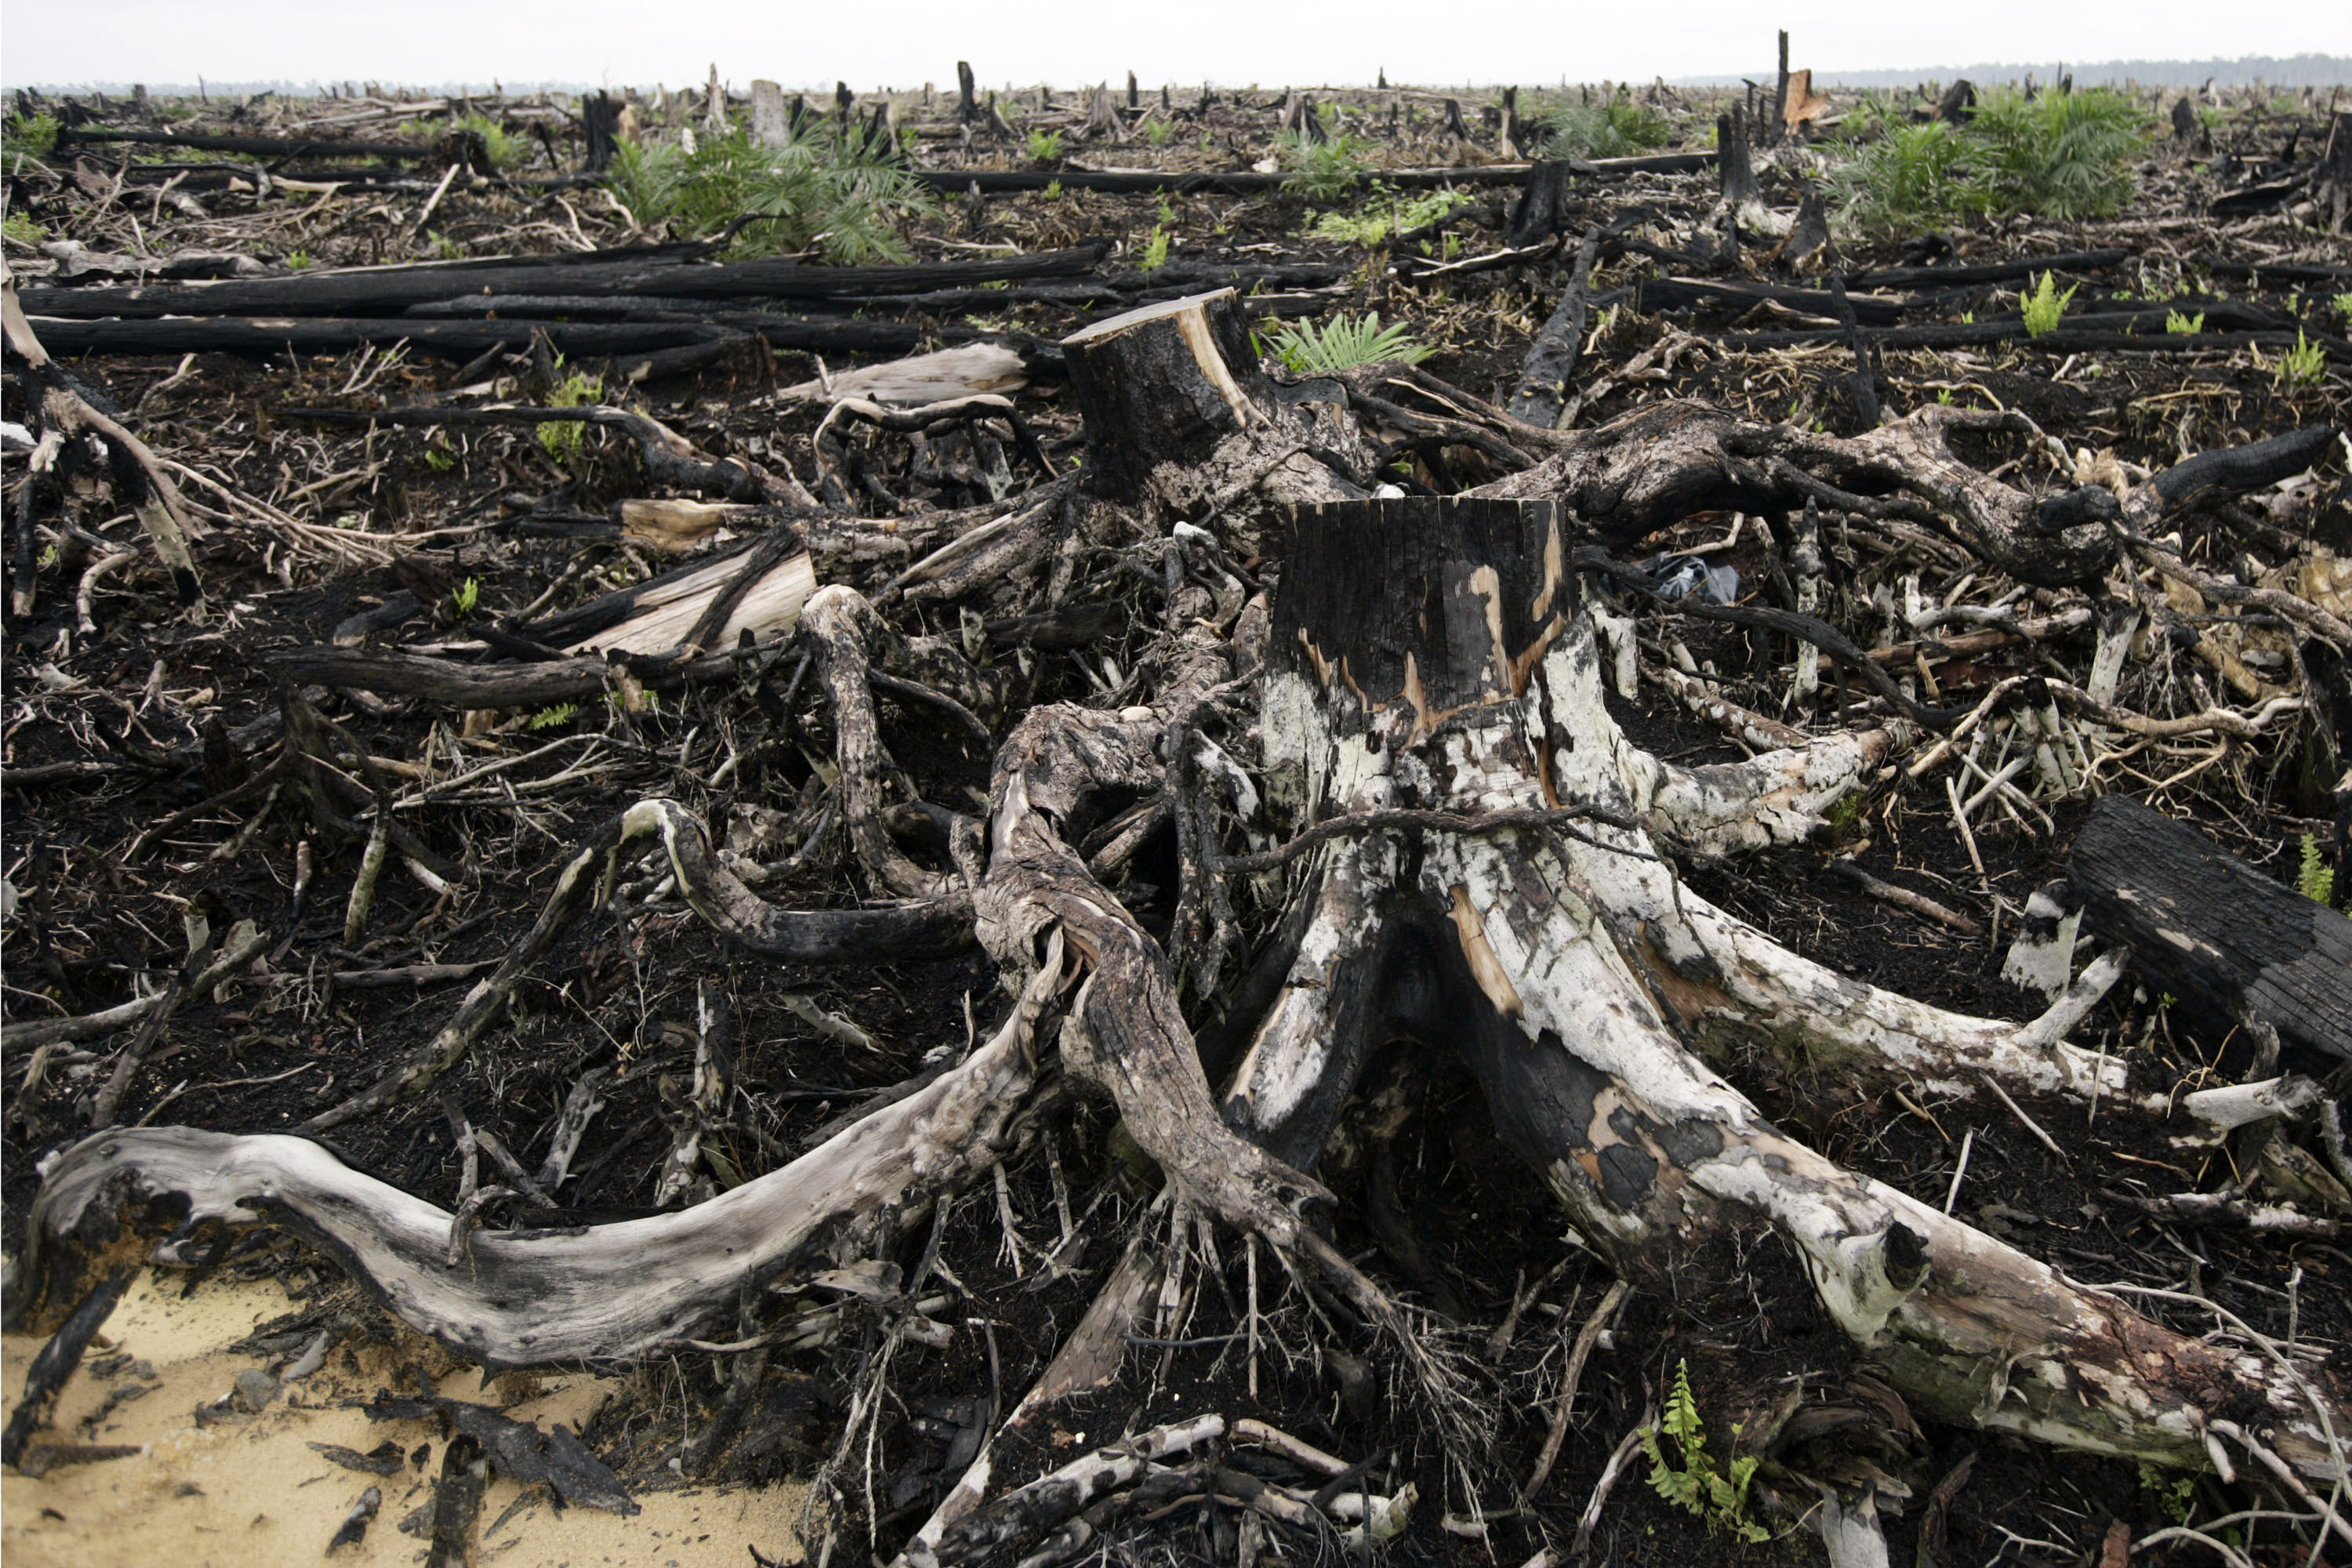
1213;495;2343;1474
1717;107;1763;221
2069;795;2352;1061
1505;161;1577;248
1062;289;1367;551
582;92;622;173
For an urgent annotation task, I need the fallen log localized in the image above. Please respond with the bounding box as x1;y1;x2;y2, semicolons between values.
2068;795;2351;1062
1836;250;2131;290
57;125;440;160
914;153;1712;198
16;242;1113;321
1715;319;2352;362
1505;225;1602;429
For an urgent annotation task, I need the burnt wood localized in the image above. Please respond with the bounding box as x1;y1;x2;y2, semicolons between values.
2069;795;2351;1061
17;244;1114;321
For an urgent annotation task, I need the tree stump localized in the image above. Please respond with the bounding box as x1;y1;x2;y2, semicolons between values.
1061;289;1365;551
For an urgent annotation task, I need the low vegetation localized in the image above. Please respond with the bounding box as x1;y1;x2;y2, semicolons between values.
1308;187;1465;246
1829;85;2148;231
1277;131;1370;201
2;110;59;174
1264;310;1430;374
1544;91;1673;158
2020;270;2078;336
1642;1360;1769;1543
606;125;931;263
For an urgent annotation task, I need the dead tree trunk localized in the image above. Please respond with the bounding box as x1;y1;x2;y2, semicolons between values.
1213;495;2341;1474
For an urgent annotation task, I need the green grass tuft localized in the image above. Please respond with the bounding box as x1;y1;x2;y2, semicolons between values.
451;112;518;170
2;112;59;175
2276;329;2328;387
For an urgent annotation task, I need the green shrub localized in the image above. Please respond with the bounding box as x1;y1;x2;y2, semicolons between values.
1265;312;1430;375
1963;87;2147;220
1546;92;1671;159
2164;309;2203;334
1828;86;2148;232
1826;121;1971;232
1138;224;1171;270
2;111;59;175
1277;132;1369;201
607;126;931;263
2020;271;2078;336
1025;128;1065;164
2;211;45;247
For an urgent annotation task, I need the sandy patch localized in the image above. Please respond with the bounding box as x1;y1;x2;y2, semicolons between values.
3;1268;808;1567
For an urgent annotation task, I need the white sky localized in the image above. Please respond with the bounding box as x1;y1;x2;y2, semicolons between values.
2;0;2345;92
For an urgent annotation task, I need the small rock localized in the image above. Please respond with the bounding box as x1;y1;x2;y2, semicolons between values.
231;1368;278;1413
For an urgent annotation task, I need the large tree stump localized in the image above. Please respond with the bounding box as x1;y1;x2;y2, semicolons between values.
1214;495;2341;1473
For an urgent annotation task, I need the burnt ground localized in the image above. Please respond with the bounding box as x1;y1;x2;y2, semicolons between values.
5;71;2352;1568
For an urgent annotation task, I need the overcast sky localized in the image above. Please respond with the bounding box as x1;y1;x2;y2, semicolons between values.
3;0;2345;92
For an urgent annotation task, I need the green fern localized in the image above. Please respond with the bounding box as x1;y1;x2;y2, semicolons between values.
2020;271;2078;337
2300;834;2336;906
1266;312;1430;376
1640;1360;1769;1542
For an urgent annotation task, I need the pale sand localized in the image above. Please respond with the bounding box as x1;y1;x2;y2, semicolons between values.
3;1268;808;1567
